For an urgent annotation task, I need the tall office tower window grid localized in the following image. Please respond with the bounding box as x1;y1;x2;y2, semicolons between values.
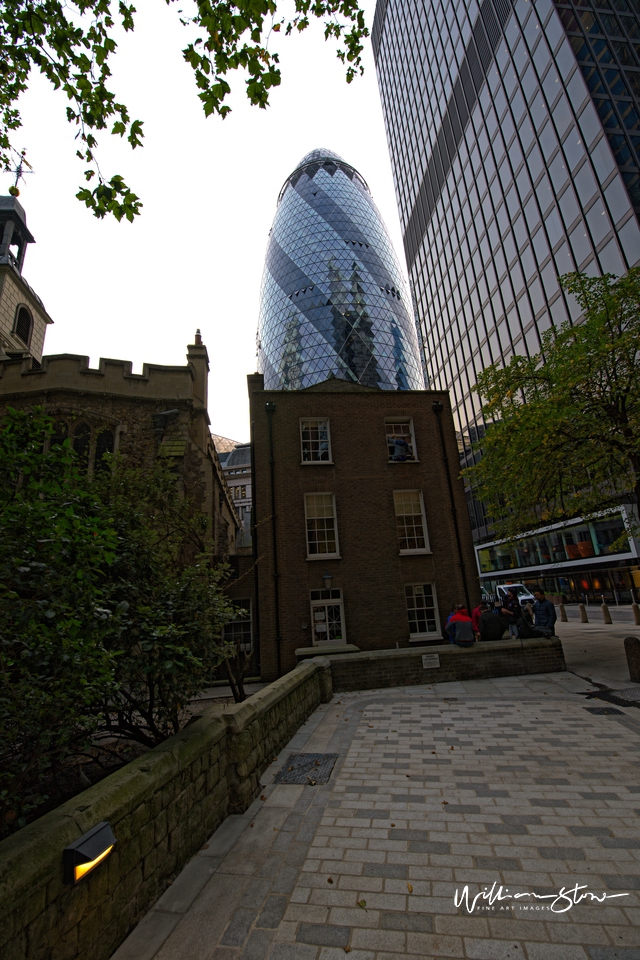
373;0;640;537
257;149;424;392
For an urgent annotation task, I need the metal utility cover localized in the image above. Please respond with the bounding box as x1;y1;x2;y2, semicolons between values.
612;687;640;702
585;707;624;716
274;753;339;784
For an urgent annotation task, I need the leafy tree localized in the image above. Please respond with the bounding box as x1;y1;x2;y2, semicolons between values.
0;407;239;834
463;268;640;541
0;408;121;835
92;460;238;745
1;1;367;220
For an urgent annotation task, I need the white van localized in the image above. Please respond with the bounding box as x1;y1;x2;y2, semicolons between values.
495;583;536;608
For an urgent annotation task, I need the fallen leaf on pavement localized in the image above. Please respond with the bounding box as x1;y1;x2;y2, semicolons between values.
327;877;334;884
407;883;413;893
357;900;367;910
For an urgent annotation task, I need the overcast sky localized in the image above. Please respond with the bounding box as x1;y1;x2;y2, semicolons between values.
4;0;409;444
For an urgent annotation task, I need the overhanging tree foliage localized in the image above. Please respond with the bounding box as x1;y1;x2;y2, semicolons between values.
463;268;640;541
1;1;367;220
0;407;238;835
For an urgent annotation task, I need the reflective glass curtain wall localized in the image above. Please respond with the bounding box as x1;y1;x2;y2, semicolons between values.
257;149;424;391
373;0;640;538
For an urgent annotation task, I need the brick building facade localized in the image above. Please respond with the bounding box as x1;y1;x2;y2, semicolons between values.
0;334;239;555
248;373;479;681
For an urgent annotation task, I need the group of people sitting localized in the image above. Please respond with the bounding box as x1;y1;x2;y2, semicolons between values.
445;589;558;648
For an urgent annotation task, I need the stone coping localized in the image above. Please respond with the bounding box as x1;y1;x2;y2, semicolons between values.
0;658;325;960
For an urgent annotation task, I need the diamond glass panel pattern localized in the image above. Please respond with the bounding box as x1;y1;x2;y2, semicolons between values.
257;149;424;391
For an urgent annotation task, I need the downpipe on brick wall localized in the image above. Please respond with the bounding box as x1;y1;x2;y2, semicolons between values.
250;418;261;676
265;402;282;677
432;400;472;614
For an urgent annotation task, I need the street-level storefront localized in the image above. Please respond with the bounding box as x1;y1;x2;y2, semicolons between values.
476;508;640;604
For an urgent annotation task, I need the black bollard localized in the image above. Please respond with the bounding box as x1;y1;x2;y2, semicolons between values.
624;636;640;683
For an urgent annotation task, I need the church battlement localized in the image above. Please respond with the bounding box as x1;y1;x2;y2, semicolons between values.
0;351;197;401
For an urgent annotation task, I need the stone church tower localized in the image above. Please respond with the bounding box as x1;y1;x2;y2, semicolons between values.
0;196;53;364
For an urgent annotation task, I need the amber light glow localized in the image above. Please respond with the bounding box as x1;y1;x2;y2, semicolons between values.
74;843;114;882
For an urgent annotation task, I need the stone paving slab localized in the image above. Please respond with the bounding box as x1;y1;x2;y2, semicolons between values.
111;672;640;960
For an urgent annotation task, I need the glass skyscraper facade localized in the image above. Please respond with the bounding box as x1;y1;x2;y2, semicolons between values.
373;0;640;546
257;148;424;391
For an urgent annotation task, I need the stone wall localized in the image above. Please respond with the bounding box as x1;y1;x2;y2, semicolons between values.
326;638;566;692
0;659;330;960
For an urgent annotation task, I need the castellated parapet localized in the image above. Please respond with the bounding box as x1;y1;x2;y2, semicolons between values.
0;336;239;556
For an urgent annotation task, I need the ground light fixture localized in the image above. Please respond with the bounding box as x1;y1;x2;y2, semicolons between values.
63;821;117;884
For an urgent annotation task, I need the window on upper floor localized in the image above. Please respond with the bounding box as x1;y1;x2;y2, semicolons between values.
304;493;339;558
300;419;332;463
232;485;247;500
393;490;430;554
405;583;441;639
386;420;417;461
14;305;33;347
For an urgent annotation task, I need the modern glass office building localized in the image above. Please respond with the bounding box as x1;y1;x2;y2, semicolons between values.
257;148;424;391
373;0;640;599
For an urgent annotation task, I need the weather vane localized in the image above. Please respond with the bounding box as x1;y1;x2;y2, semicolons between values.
8;149;33;198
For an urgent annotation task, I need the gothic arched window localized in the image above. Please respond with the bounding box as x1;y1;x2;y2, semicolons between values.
50;421;69;447
72;422;91;463
14;306;33;346
94;429;114;473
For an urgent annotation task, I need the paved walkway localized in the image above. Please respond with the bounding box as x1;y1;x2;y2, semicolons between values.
556;621;638;688
112;671;640;960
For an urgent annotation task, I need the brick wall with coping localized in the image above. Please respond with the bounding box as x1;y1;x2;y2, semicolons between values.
325;638;567;691
0;659;331;960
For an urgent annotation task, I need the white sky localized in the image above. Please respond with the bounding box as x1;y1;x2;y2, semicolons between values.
4;0;407;444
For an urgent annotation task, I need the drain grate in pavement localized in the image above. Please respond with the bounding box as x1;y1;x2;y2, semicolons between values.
585;707;624;716
273;753;339;785
612;687;640;701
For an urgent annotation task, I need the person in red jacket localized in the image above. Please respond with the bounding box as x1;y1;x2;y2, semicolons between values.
446;605;476;648
471;601;488;636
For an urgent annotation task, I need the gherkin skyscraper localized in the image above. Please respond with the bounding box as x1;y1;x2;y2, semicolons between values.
257;149;424;391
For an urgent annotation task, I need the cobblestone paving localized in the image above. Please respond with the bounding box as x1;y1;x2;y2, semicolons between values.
111;674;640;960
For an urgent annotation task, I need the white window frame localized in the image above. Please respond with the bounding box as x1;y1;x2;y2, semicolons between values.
304;492;340;559
405;582;441;640
385;418;418;462
393;489;431;554
309;588;346;645
223;600;253;652
300;418;333;464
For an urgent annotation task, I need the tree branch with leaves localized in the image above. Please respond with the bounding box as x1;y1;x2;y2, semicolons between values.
463;268;640;541
1;0;367;220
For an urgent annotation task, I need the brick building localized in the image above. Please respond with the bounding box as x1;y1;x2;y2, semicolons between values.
0;333;239;555
248;373;479;681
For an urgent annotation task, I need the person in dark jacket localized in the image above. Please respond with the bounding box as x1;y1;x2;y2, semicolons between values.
533;590;557;637
479;608;506;641
446;605;475;647
500;588;521;639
